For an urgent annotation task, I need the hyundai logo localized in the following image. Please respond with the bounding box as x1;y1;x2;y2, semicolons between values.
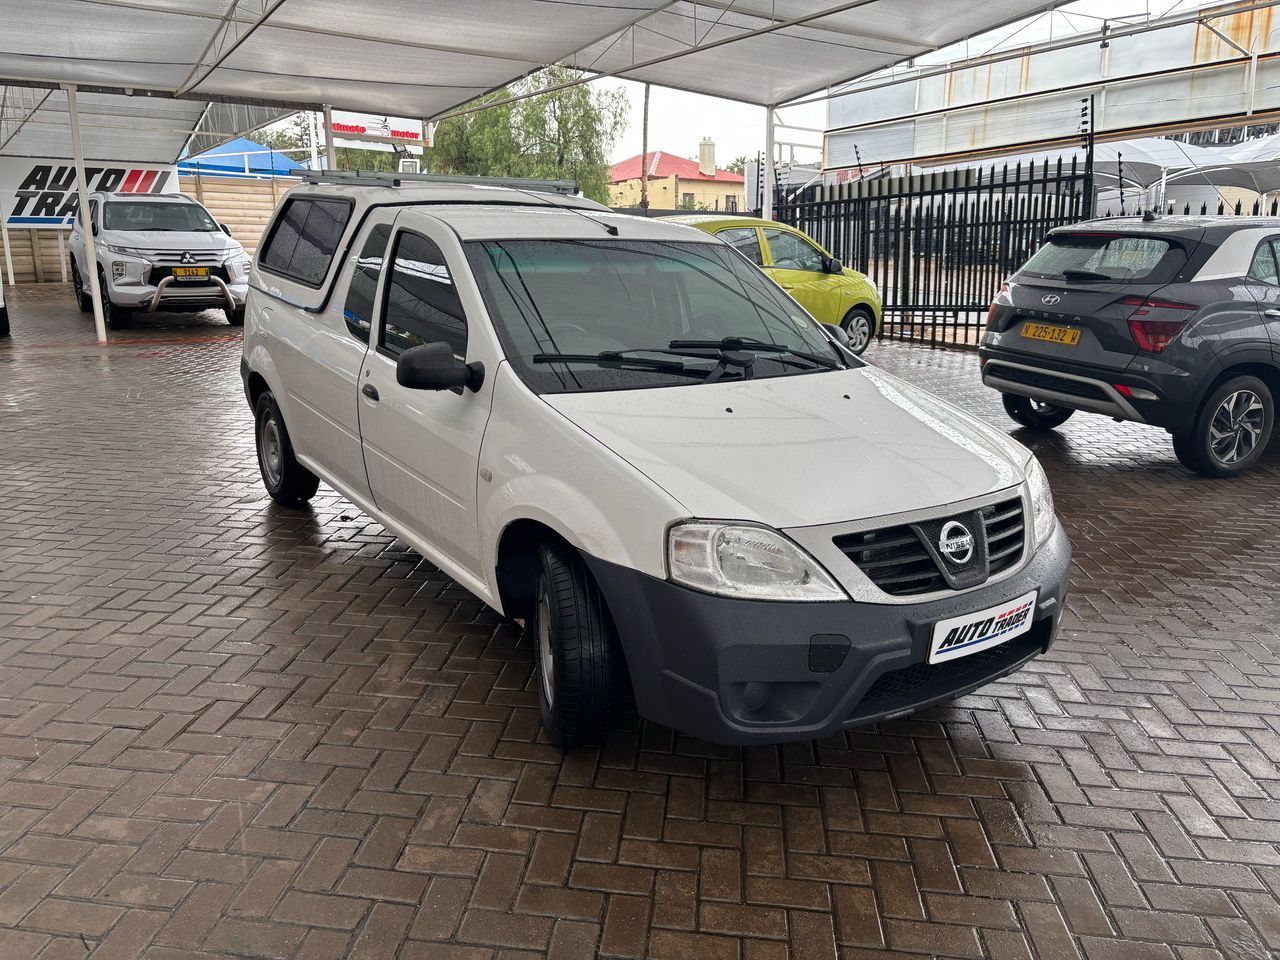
179;251;196;264
938;521;975;565
1041;294;1061;306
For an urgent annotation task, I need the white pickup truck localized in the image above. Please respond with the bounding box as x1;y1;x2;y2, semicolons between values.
68;192;251;329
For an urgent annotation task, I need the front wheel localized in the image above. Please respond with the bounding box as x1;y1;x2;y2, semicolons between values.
530;539;627;747
839;307;875;355
1002;394;1075;430
97;269;129;330
1173;375;1274;478
225;306;245;327
0;304;9;338
254;392;319;505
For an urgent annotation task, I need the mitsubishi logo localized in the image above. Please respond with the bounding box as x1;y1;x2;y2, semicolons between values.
1041;294;1062;306
938;521;975;565
179;251;196;264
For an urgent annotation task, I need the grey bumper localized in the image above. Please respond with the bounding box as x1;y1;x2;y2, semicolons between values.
585;521;1071;745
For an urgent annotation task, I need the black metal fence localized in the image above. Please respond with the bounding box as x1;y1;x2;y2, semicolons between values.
774;158;1092;349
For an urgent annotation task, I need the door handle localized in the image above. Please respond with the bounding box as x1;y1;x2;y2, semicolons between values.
361;383;380;402
1264;309;1280;318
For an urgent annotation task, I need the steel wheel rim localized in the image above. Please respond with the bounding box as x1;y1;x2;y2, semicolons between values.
261;414;284;487
846;314;871;352
1209;389;1265;464
537;587;554;708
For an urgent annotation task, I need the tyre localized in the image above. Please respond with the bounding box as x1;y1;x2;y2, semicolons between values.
0;304;9;338
97;269;130;331
1173;375;1274;478
72;262;91;313
225;306;245;327
254;391;320;505
530;538;627;747
839;307;875;355
1002;394;1075;430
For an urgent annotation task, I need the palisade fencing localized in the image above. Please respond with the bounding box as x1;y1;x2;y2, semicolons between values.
774;158;1091;349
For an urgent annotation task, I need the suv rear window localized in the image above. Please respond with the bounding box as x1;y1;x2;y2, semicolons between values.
1020;233;1184;283
259;197;352;287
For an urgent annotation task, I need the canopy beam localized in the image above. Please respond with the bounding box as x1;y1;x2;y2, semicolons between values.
176;0;289;98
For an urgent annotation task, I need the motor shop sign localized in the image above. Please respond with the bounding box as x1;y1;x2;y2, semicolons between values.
0;158;177;229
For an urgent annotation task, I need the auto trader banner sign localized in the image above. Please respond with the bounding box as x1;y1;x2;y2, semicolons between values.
0;158;179;230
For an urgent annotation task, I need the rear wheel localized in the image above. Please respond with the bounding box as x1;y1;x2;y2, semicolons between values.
530;538;626;747
840;307;875;355
254;392;320;505
1002;394;1075;430
72;262;91;313
1173;375;1274;478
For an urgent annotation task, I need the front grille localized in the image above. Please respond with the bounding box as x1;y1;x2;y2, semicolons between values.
139;249;223;265
836;525;945;596
982;497;1025;576
835;497;1027;597
989;364;1109;401
850;630;1043;721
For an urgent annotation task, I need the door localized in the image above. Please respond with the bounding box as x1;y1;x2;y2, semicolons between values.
1243;236;1280;357
259;196;373;503
761;227;842;324
359;212;498;577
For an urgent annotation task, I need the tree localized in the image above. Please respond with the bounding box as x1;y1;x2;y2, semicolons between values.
430;66;628;203
727;155;749;175
255;114;311;156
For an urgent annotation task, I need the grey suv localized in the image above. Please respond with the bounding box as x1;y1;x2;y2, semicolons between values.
981;216;1280;477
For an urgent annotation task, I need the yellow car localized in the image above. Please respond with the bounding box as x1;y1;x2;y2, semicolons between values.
668;214;882;354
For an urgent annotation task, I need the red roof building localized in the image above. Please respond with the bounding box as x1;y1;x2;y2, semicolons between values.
608;142;746;212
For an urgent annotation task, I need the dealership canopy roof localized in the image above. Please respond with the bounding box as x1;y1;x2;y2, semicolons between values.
0;0;1068;162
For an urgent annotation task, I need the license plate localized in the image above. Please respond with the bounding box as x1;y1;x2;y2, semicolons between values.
1021;321;1081;346
928;590;1037;664
172;266;209;281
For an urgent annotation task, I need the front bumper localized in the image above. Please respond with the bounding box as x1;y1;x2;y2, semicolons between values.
585;521;1071;745
110;277;247;312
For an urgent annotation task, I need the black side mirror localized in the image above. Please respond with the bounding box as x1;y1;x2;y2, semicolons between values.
396;341;484;392
825;257;843;274
219;223;231;236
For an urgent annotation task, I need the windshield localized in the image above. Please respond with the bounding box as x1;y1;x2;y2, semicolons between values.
466;239;850;394
103;201;218;233
1020;233;1185;283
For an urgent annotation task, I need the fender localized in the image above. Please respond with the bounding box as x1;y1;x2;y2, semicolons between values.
1191;341;1276;400
241;341;288;422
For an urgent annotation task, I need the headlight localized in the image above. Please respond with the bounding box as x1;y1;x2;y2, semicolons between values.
667;521;848;601
103;243;145;258
1025;456;1056;547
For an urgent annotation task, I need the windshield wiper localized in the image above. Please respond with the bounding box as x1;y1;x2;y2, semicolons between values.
667;337;840;369
1059;269;1111;282
532;351;705;378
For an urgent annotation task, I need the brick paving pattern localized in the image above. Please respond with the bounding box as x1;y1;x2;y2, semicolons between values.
1;284;1279;959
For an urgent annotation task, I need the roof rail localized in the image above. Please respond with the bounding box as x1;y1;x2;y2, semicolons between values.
300;170;579;195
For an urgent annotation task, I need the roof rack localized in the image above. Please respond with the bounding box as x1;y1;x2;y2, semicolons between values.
300;169;579;195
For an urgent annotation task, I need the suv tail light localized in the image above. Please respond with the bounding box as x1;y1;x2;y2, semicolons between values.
1119;296;1194;353
986;283;1010;329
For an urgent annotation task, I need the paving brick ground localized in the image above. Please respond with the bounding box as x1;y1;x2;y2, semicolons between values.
1;284;1279;960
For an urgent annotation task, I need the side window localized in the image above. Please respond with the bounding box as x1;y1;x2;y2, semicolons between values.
718;227;763;266
259;197;352;287
1247;239;1279;285
342;224;390;343
379;231;467;359
764;228;826;273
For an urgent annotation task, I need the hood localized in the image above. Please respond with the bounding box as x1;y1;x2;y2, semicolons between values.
101;229;240;254
544;366;1029;528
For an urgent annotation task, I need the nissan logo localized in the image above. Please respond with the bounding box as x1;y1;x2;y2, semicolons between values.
1041;294;1061;306
180;251;196;264
938;521;975;565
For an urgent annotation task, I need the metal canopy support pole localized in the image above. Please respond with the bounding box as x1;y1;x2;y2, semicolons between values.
639;83;651;213
0;197;16;285
64;83;106;342
323;104;336;170
762;106;776;221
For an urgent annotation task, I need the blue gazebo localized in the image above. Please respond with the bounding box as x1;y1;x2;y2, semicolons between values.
179;137;303;178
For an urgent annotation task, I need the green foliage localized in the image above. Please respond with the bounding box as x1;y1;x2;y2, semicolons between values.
727;155;749;175
430;67;629;203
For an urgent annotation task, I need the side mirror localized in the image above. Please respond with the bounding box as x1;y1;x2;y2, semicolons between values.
396;341;484;392
825;257;843;274
829;326;853;351
219;223;232;236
